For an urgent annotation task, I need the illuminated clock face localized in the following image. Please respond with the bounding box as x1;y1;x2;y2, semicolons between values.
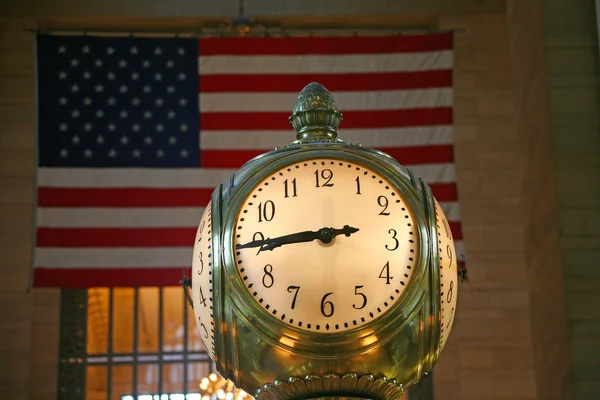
192;201;216;360
435;199;458;352
233;158;421;333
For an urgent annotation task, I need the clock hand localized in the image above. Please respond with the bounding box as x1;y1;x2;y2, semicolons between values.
262;225;360;251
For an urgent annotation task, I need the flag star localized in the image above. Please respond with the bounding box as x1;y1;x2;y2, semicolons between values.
131;71;139;80
142;60;150;68
166;60;174;68
108;123;116;131
178;73;187;81
143;85;152;93
177;47;185;55
168;136;177;144
96;109;104;118
72;135;81;144
156;149;165;158
155;98;163;106
167;86;175;93
108;149;117;158
83;97;92;106
155;73;162;81
180;149;189;158
60;149;68;157
59;97;68;105
70;58;79;67
144;136;153;144
144;111;152;119
84;123;92;131
95;84;104;93
58;46;66;54
120;136;129;144
130;46;139;55
120;85;128;93
154;47;162;55
156;124;164;132
107;97;117;106
84;148;93;158
71;109;80;118
180;123;188;132
58;71;67;79
179;98;187;106
133;149;141;157
120;110;129;118
131;97;141;106
106;47;115;55
132;124;141;132
97;135;105;144
167;110;176;119
95;59;103;67
107;71;116;80
59;123;68;131
118;60;127;68
71;84;80;93
83;71;91;79
82;45;90;53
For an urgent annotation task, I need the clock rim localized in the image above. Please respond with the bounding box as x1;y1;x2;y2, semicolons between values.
220;146;432;354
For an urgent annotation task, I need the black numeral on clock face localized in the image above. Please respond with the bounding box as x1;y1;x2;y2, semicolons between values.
314;169;334;187
257;200;275;222
352;285;367;310
262;264;274;288
379;261;393;284
287;285;300;309
321;292;335;317
385;229;399;251
283;178;297;198
378;195;390;215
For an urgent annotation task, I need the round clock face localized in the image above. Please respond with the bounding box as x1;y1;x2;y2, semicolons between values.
435;199;458;352
192;201;216;360
233;158;421;333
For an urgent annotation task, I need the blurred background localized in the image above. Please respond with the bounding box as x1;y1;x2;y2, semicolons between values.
1;0;599;400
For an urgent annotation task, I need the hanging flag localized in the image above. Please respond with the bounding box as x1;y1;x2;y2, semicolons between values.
33;33;460;287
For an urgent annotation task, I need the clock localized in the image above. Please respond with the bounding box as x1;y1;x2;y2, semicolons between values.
191;201;216;360
187;82;463;400
233;158;420;333
435;199;458;352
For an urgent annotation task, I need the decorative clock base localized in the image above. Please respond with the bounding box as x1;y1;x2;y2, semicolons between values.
254;373;405;400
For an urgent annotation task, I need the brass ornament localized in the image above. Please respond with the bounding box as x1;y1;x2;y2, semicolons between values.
190;82;461;399
255;373;404;400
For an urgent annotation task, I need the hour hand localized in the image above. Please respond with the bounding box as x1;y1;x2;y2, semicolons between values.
260;230;321;251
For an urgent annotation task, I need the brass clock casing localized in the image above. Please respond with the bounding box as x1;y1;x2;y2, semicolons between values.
192;83;458;400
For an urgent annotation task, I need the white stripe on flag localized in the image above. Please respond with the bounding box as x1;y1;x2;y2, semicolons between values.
200;127;454;150
199;51;453;74
36;202;460;228
35;241;465;268
199;88;453;112
38;168;235;188
38;164;456;188
37;207;206;228
35;247;193;268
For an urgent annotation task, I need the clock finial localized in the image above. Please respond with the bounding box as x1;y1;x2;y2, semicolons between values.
289;82;344;141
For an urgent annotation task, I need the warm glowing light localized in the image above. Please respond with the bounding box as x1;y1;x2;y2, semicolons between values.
209;373;218;382
361;335;378;347
278;336;295;347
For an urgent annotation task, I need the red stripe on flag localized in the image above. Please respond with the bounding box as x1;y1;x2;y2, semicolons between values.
428;183;458;202
34;268;189;288
38;188;213;207
36;227;195;247
200;108;452;130
449;221;462;240
199;71;453;92
200;145;454;169
199;34;453;55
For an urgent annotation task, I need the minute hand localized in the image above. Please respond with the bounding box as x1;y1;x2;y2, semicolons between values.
260;230;321;251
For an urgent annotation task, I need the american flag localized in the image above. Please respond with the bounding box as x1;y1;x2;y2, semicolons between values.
33;33;461;288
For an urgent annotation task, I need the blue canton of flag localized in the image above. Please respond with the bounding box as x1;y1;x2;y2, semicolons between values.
37;35;199;168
